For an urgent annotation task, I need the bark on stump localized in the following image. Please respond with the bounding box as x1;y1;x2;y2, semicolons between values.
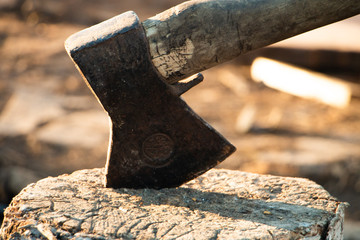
0;168;346;239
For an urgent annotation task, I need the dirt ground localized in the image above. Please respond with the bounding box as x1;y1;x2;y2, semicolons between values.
0;0;360;237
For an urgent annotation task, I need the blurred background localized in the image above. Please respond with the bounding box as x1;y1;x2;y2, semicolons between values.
0;0;359;238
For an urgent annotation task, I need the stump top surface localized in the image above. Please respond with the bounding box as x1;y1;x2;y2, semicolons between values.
1;168;344;239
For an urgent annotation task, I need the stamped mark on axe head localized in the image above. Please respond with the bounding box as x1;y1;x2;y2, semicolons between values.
65;11;235;189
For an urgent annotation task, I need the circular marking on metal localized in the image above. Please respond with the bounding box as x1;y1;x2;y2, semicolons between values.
142;133;174;167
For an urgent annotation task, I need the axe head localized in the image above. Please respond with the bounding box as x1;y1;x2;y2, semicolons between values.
65;11;235;189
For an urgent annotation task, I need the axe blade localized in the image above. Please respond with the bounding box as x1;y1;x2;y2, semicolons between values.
65;11;235;189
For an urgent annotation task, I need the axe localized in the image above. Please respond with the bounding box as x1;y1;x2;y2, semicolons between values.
65;0;359;189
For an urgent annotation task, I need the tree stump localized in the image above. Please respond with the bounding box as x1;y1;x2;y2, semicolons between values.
0;168;346;239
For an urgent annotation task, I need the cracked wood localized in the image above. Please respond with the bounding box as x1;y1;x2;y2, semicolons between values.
142;0;360;84
1;168;346;239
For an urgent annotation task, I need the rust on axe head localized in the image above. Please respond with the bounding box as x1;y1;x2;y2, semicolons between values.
65;11;235;189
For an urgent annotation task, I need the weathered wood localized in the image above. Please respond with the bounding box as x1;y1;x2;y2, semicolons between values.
1;168;346;239
142;0;360;83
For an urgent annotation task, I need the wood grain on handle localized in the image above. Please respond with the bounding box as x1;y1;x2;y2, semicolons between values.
142;0;360;84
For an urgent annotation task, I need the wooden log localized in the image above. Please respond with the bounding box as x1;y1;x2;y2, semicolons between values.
0;168;346;239
250;57;352;108
142;0;360;83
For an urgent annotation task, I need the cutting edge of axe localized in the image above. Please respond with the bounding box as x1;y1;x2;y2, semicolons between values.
65;0;360;189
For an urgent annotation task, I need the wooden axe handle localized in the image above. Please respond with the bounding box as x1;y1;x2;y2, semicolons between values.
142;0;360;84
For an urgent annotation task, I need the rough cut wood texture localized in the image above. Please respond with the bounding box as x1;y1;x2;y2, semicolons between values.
143;0;360;83
0;169;346;239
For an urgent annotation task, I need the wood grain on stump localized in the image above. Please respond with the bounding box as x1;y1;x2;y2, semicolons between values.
0;169;345;239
